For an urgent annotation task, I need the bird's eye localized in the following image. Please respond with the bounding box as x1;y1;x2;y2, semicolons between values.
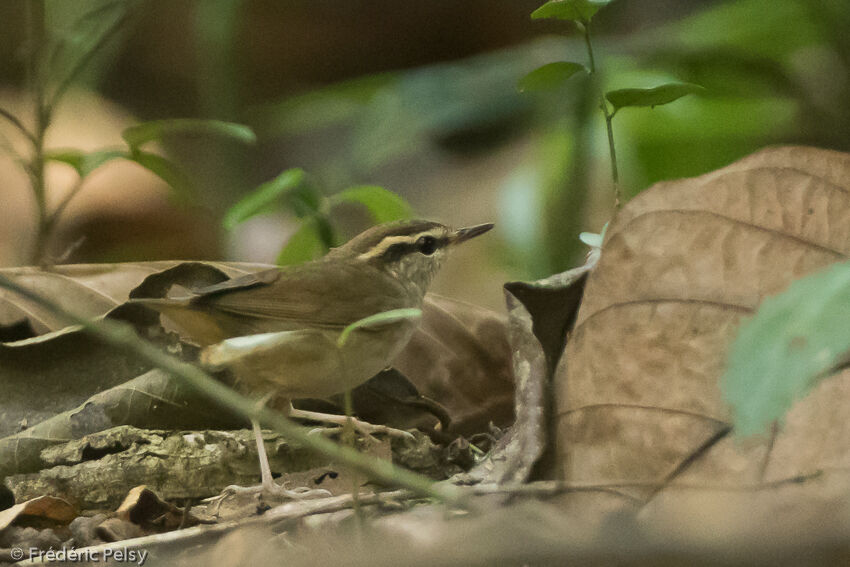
417;235;438;255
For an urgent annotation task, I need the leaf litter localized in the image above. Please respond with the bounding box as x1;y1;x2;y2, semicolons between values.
3;146;850;564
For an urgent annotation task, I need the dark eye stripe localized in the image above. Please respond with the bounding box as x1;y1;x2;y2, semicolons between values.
381;242;417;263
378;236;448;263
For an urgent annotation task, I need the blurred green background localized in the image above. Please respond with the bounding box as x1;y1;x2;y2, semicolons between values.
0;0;847;309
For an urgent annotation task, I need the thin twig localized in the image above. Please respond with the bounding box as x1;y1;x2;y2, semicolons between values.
14;490;409;566
0;107;36;145
469;471;825;498
342;389;363;525
48;175;86;226
54;236;87;264
0;130;28;165
643;425;732;505
0;274;462;505
29;175;88;266
758;421;780;483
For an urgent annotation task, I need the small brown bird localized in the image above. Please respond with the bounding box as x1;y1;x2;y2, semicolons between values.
134;219;493;498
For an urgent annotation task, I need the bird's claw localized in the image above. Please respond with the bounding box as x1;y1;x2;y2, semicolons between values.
350;420;415;441
205;481;331;515
306;420;415;442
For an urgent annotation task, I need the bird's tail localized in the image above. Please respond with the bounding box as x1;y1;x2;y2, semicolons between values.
126;295;226;346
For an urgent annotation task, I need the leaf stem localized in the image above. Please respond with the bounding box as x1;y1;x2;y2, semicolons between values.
0;107;37;145
26;1;130;265
49;175;87;231
581;22;620;209
582;23;597;74
603;110;620;205
26;0;52;265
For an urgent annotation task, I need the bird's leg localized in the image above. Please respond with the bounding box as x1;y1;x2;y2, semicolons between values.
209;398;331;510
252;418;276;493
235;417;332;499
288;405;415;441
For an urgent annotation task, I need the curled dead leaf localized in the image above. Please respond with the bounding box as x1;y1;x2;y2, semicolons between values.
0;495;76;531
116;486;200;531
464;259;594;485
555;146;850;497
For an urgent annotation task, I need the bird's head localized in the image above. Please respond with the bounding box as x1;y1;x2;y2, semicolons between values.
327;219;494;295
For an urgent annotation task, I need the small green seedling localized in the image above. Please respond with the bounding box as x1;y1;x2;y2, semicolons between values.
223;169;414;266
0;2;256;264
522;0;704;208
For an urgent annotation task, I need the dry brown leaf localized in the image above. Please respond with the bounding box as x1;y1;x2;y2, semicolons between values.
647;144;850;195
0;369;245;479
0;262;265;441
393;294;514;436
464;260;593;485
0;261;267;335
0;495;76;531
96;517;146;543
555;146;850;496
116;486;200;531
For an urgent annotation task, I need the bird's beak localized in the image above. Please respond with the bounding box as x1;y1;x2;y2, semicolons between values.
451;223;494;245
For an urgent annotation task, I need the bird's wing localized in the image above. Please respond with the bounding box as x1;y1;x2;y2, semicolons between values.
191;263;412;329
184;268;281;296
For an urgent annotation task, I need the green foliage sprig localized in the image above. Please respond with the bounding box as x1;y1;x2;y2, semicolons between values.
0;1;257;265
337;308;423;348
522;0;703;208
223;169;414;265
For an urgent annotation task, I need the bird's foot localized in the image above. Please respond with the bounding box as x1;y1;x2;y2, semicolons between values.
223;481;330;500
290;408;415;441
206;480;331;516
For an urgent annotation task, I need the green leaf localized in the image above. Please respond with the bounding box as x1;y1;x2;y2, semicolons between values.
605;82;705;111
122;119;256;149
330;185;413;224
47;0;130;107
250;73;394;137
45;149;127;178
338;308;423;347
286;182;325;220
276;218;326;266
518;62;586;92
531;0;611;22
722;262;850;437
128;151;193;200
223;168;311;230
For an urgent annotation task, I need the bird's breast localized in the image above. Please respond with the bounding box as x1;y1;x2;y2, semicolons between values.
201;318;419;400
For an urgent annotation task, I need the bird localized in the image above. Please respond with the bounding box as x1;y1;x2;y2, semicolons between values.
132;219;494;500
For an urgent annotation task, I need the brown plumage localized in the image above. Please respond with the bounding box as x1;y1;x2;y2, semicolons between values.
131;219;493;500
131;220;493;395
